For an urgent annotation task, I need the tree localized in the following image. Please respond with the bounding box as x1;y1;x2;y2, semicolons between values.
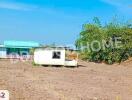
76;17;132;64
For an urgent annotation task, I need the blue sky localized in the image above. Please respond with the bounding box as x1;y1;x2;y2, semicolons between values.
0;0;131;45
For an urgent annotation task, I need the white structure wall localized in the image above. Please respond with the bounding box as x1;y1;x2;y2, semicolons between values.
34;48;66;65
0;47;7;58
65;60;78;66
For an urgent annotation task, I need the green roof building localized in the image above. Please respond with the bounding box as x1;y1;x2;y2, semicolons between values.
0;41;40;58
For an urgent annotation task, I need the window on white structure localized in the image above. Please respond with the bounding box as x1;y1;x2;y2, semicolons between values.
52;51;61;59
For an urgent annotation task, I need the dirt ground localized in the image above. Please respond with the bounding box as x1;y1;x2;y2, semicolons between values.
0;59;132;100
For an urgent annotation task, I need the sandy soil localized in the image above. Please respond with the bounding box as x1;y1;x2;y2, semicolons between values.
0;59;132;100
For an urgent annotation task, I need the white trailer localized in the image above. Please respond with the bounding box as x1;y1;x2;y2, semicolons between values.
34;47;78;67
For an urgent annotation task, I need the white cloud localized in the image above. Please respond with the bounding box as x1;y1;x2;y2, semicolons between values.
101;0;131;8
101;0;121;6
101;0;131;14
0;2;38;11
0;1;80;19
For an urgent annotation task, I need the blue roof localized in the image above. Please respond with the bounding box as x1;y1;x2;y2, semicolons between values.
4;41;40;48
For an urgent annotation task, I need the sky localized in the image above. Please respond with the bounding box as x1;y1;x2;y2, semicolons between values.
0;0;131;45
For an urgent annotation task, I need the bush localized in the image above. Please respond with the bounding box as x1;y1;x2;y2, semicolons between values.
76;17;132;64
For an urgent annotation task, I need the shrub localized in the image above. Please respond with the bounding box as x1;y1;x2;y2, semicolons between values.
76;17;132;64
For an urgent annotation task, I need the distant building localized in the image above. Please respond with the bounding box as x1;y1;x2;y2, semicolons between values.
0;41;40;59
